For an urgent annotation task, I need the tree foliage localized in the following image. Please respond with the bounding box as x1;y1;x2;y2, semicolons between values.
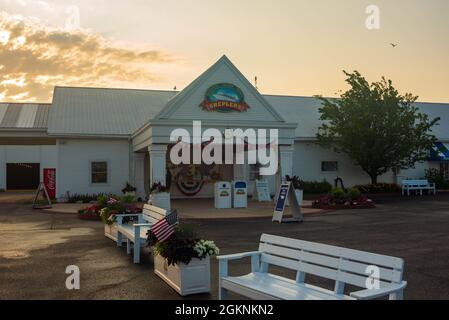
316;71;440;184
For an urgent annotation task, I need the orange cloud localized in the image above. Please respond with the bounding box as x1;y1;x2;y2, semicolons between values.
0;11;177;102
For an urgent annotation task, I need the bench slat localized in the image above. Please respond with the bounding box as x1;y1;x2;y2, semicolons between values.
339;259;402;283
222;273;353;300
260;234;404;269
261;253;299;271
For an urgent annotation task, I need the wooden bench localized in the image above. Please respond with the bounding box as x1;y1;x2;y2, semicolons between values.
116;204;170;264
217;234;407;300
402;179;436;196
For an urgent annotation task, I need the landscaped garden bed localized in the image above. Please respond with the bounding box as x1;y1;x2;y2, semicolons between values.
77;189;143;226
312;187;375;210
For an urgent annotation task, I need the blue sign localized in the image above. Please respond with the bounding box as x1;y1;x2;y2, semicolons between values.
275;184;290;212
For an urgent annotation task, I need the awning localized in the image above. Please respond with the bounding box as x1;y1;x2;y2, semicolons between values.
429;142;449;161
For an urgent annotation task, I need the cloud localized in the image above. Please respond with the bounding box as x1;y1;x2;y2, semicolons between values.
0;11;177;102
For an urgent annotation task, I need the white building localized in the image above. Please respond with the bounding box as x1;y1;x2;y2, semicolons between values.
1;56;448;199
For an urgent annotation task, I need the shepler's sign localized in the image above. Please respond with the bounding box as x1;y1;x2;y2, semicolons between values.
200;83;250;113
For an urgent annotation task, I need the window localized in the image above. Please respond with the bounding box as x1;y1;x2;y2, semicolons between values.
91;161;108;184
321;161;338;172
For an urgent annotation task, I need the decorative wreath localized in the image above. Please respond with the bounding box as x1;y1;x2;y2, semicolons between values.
176;180;205;197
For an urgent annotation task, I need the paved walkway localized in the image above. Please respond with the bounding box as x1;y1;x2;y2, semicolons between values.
43;199;324;219
1;194;449;299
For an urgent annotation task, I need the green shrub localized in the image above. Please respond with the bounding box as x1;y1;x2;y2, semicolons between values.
348;187;362;201
330;187;346;200
97;194;108;207
68;193;104;203
121;193;136;204
303;180;333;194
354;183;401;194
425;169;449;190
0;188;5;193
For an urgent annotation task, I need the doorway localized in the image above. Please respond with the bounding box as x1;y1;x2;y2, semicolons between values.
6;163;40;190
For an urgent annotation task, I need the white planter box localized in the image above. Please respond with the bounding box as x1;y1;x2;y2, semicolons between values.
149;193;171;210
154;254;211;296
104;223;124;243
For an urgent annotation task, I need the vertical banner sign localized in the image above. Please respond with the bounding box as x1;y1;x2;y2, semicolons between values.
255;179;272;202
44;168;56;199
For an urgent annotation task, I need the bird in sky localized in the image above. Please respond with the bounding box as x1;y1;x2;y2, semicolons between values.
390;43;398;48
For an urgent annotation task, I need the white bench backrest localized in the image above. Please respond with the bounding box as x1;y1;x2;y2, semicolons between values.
258;234;404;289
402;180;430;186
142;204;168;224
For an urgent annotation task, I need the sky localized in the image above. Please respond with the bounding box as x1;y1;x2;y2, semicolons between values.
0;0;448;103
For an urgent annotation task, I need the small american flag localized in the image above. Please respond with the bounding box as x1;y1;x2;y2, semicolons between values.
152;210;179;242
108;197;119;204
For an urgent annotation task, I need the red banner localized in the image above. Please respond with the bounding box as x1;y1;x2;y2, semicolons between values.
44;168;56;199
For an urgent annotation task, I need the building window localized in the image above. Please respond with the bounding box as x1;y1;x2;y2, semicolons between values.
322;161;338;172
91;161;108;184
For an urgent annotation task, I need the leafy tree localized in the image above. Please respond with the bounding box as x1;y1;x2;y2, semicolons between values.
316;71;440;184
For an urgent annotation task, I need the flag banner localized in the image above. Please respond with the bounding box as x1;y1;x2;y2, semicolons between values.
430;142;449;161
152;210;179;242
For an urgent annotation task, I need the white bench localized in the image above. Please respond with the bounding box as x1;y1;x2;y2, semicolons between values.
218;234;407;300
402;179;436;196
116;204;170;264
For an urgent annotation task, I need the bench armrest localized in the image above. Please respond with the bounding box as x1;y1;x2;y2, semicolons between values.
217;251;261;262
133;223;152;228
350;282;407;300
218;252;262;279
116;214;143;225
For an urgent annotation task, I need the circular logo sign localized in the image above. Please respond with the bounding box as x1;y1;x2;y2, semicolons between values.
200;83;250;113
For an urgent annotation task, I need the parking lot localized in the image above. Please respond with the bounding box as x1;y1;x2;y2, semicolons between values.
1;195;449;300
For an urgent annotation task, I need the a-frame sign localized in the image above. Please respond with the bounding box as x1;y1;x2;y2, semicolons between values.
273;182;303;223
32;182;53;209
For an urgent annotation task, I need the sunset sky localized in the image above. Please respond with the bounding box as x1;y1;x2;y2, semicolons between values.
0;0;448;103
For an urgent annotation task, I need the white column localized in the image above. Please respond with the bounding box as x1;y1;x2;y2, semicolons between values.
133;153;146;199
279;145;294;182
148;144;168;186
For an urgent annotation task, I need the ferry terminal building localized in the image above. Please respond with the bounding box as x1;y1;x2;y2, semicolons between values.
1;55;448;200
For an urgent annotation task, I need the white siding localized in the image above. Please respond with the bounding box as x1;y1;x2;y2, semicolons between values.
292;141;395;187
57;139;131;198
0;145;58;190
399;162;434;182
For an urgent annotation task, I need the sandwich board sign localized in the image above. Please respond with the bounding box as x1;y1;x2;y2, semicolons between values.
255;179;271;202
272;182;303;223
33;182;53;209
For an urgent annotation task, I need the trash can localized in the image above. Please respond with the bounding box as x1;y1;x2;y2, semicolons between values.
214;182;232;209
233;180;248;208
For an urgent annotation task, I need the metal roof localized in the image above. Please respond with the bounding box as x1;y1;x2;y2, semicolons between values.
0;103;51;130
265;95;449;141
46;86;449;140
47;87;176;136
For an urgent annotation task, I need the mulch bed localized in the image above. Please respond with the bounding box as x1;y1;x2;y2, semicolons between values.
312;203;376;210
78;214;101;221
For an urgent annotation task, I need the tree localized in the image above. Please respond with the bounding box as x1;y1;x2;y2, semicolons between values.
316;71;440;184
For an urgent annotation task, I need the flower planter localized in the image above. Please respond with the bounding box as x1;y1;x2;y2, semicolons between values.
154;254;211;296
78;213;101;221
104;223;126;243
150;192;171;210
